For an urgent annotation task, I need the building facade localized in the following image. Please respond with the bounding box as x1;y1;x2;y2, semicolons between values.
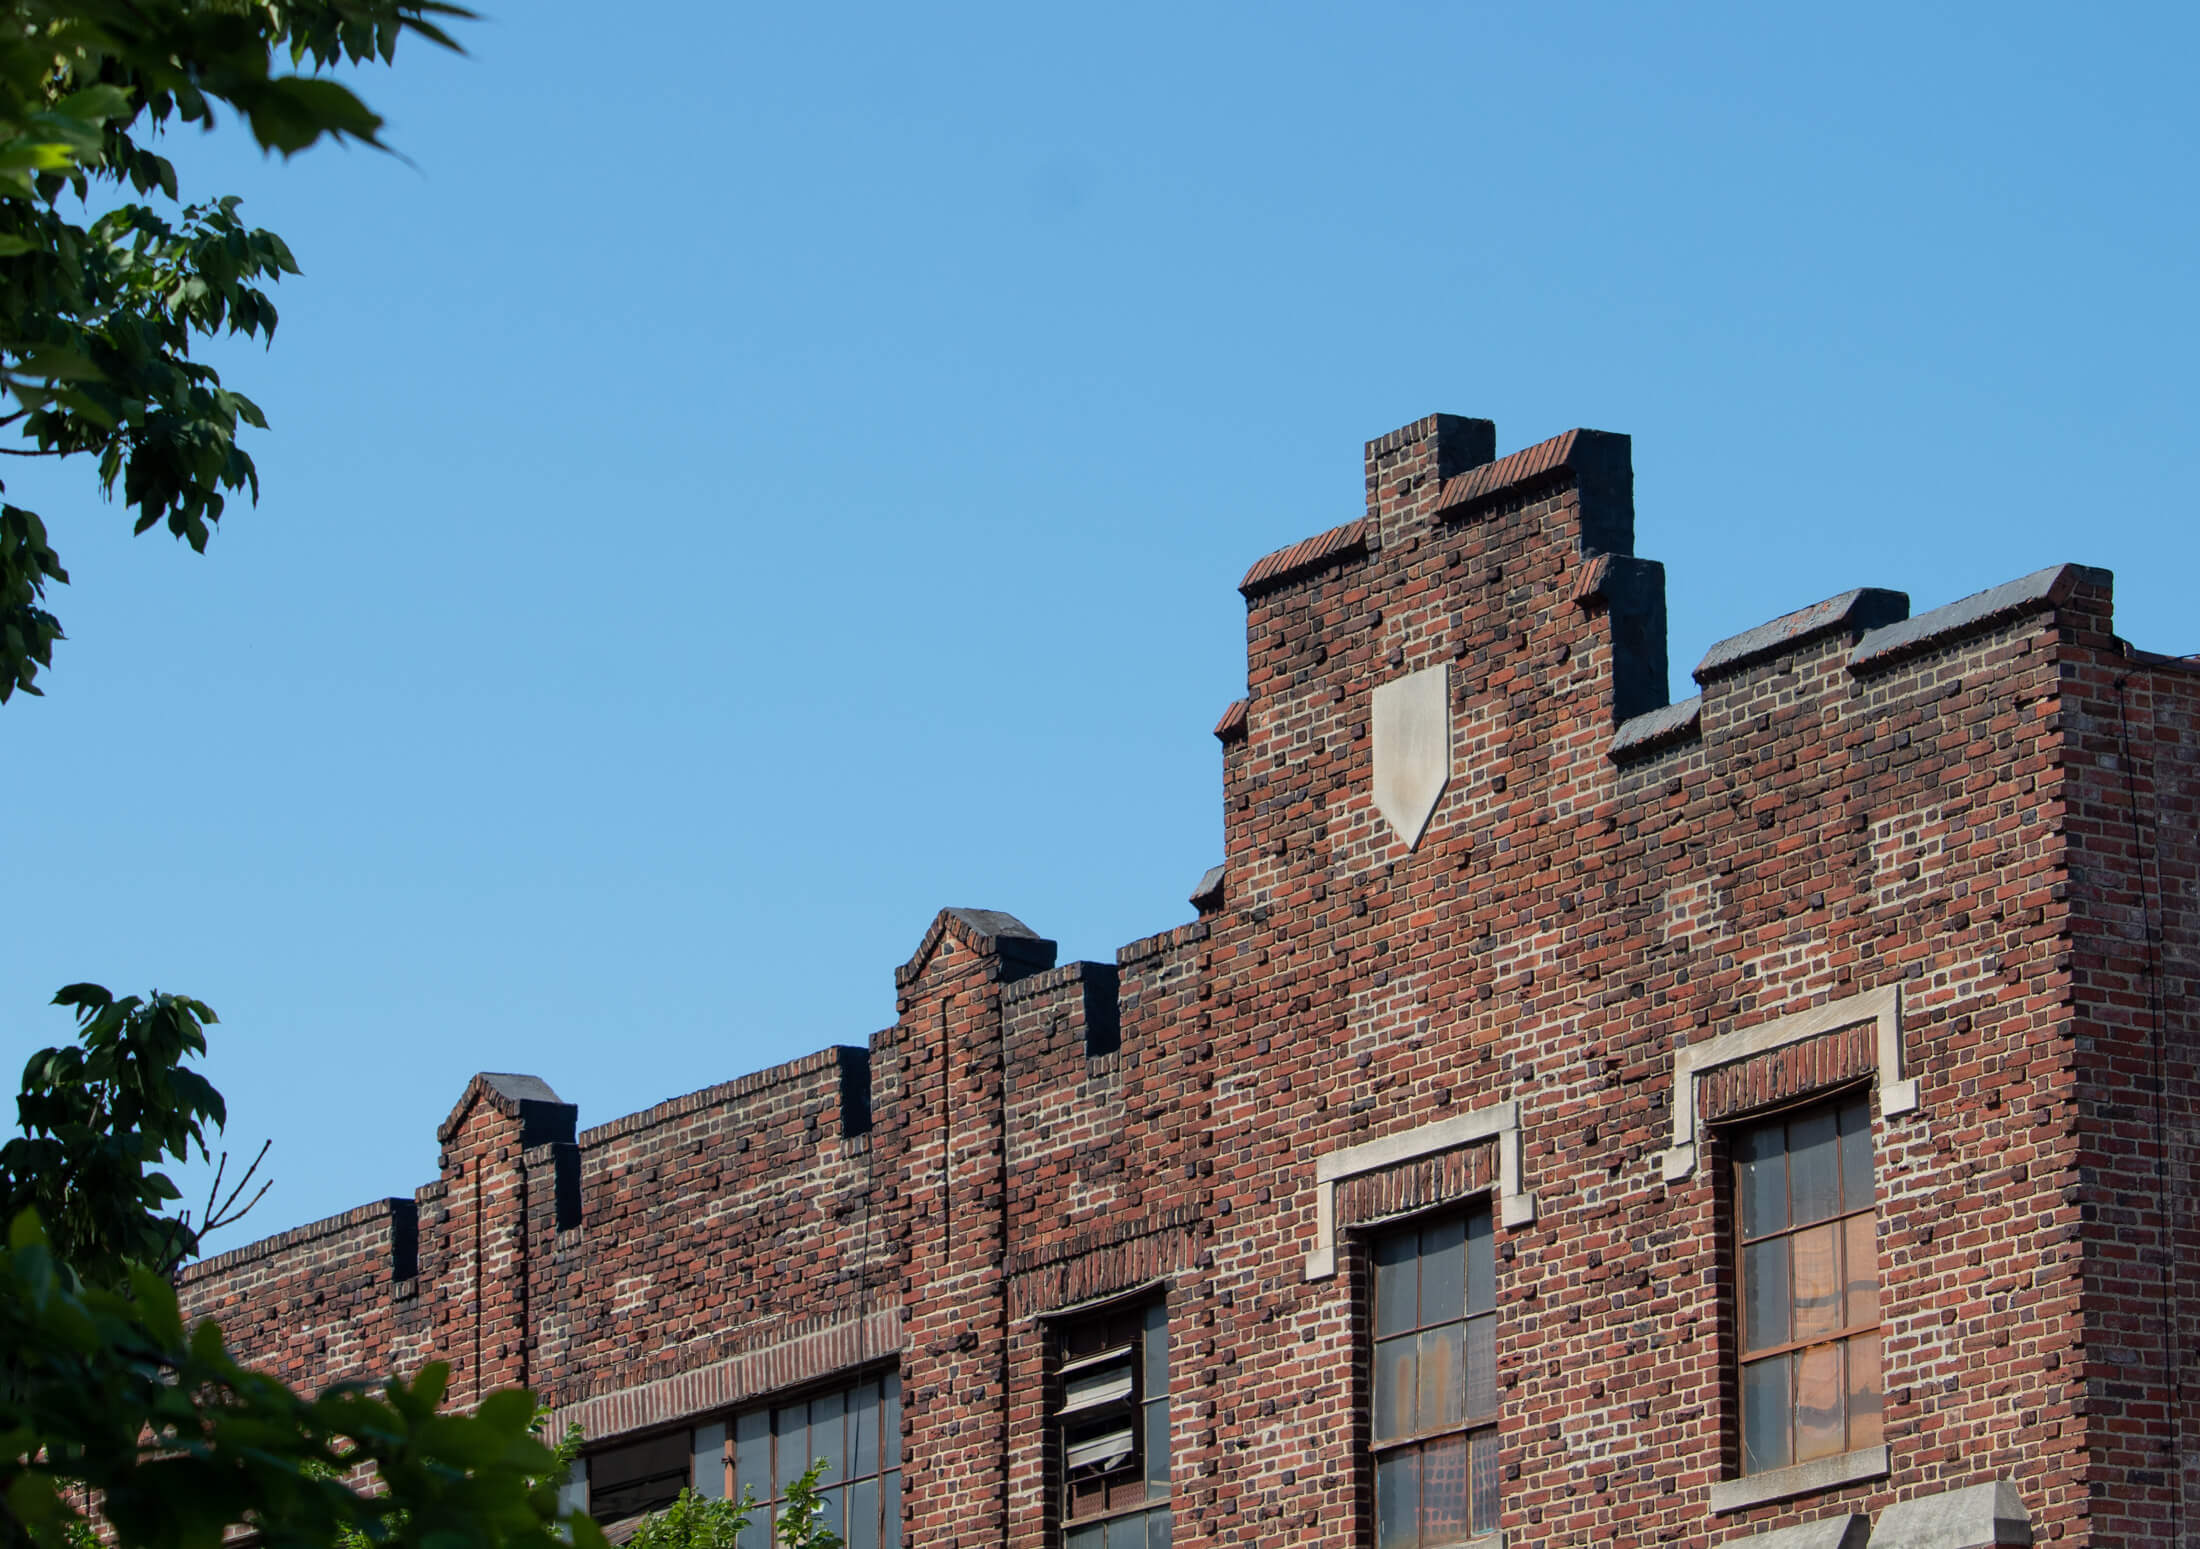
178;414;2200;1549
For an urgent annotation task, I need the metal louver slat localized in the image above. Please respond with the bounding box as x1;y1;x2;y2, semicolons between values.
1058;1350;1136;1417
1064;1422;1136;1476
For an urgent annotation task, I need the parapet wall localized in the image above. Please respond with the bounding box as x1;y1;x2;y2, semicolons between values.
180;412;2198;1549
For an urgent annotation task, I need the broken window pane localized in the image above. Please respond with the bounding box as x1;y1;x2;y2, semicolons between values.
1741;1355;1791;1475
1376;1449;1421;1549
1735;1122;1787;1240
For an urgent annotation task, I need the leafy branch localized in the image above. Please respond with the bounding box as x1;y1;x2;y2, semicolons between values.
0;0;476;704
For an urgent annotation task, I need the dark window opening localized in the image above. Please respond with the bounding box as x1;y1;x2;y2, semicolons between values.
587;1430;690;1524
1057;1300;1169;1548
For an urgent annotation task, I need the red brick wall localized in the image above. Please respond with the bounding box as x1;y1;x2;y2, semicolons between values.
179;414;2191;1548
2060;629;2200;1545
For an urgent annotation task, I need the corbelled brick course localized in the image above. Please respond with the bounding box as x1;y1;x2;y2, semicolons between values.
181;414;2198;1548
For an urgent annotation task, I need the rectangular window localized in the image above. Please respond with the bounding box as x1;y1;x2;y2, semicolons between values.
1056;1300;1170;1549
726;1372;902;1549
1733;1094;1882;1476
1370;1207;1499;1547
586;1430;691;1524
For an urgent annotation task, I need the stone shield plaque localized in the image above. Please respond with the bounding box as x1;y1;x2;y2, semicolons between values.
1372;663;1451;850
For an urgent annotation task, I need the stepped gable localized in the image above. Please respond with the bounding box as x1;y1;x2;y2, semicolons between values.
180;412;2198;1549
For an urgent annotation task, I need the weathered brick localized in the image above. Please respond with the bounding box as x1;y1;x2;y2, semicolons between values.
182;414;2200;1549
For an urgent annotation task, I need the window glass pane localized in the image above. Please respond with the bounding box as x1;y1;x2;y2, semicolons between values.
733;1516;763;1549
1465;1208;1494;1317
845;1477;878;1549
815;1486;845;1541
1146;1506;1172;1548
735;1410;770;1504
1376;1449;1421;1549
810;1389;845;1486
1789;1109;1841;1224
1419;1434;1468;1544
1143;1302;1170;1398
1114;1514;1150;1549
1844;1212;1879;1328
1417;1323;1464;1433
1839;1097;1874;1210
1736;1121;1787;1239
1791;1222;1841;1341
1740;1354;1791;1475
1743;1236;1790;1353
1793;1342;1845;1463
1144;1398;1169;1494
850;1381;879;1478
1847;1331;1883;1449
1374;1334;1418;1442
1420;1217;1467;1326
1066;1525;1105;1549
881;1468;901;1549
1376;1231;1419;1337
692;1422;726;1500
883;1375;902;1471
1469;1429;1500;1538
773;1404;808;1492
1464;1313;1496;1422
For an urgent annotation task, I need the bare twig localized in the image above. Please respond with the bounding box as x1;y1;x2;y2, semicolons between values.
203;1138;272;1236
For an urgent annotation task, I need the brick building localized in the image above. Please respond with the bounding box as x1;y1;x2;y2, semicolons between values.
179;414;2199;1549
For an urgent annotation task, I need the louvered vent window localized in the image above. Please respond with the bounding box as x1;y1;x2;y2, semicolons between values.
1056;1301;1169;1548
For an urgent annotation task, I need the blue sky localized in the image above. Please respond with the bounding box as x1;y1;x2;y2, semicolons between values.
7;2;2196;1240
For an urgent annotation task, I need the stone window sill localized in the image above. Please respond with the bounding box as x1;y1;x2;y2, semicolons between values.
1709;1445;1889;1514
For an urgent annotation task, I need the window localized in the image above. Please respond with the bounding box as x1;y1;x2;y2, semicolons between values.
1056;1300;1170;1548
1733;1094;1882;1476
1371;1208;1499;1546
586;1430;691;1523
727;1373;902;1549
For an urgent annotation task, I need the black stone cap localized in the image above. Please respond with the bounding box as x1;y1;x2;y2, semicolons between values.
1849;563;2110;671
440;1071;577;1146
899;906;1060;986
1610;695;1702;759
480;1072;564;1107
1189;864;1226;912
1694;588;1911;684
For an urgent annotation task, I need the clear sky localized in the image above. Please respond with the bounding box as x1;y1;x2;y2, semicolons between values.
7;2;2196;1242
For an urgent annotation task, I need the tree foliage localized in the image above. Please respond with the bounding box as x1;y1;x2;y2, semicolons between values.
624;1469;844;1549
0;984;616;1549
0;984;228;1286
0;0;472;703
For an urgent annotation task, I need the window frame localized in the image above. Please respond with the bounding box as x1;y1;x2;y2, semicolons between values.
1362;1200;1502;1549
1723;1087;1885;1484
713;1367;904;1549
582;1427;692;1525
1048;1291;1172;1548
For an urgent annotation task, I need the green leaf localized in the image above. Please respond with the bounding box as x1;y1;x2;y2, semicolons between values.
51;85;134;125
239;77;386;157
